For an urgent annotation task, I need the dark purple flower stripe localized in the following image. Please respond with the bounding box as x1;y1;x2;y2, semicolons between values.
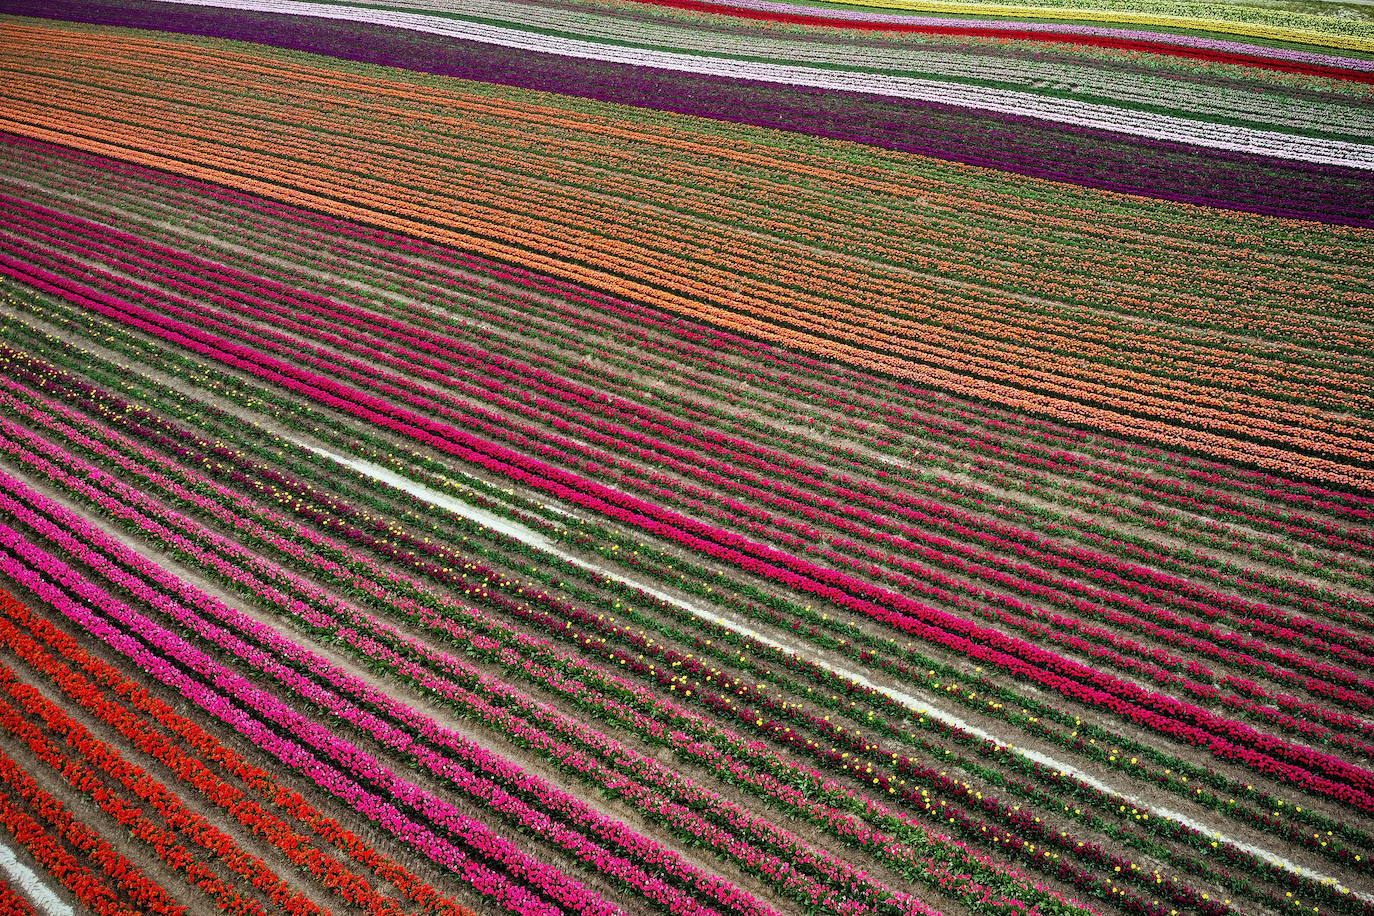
5;253;1374;816
8;0;1374;226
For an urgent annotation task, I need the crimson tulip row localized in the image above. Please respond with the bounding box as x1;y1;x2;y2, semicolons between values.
0;665;323;916
0;588;479;916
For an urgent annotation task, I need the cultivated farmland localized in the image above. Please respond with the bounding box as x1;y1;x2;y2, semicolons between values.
0;2;1370;916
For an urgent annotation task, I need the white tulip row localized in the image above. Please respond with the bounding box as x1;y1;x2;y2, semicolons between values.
150;0;1374;168
0;842;72;916
385;0;1374;138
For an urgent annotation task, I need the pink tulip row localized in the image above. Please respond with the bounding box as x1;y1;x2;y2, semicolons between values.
7;251;1371;818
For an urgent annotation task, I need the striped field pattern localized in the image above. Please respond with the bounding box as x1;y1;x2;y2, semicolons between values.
0;1;1371;915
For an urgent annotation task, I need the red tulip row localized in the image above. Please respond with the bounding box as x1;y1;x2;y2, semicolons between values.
0;878;35;916
0;665;324;916
0;588;478;916
0;746;174;916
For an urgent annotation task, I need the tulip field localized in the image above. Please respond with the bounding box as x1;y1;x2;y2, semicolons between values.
0;0;1371;914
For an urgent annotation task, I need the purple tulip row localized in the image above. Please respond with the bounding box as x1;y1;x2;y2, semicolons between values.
16;0;1374;226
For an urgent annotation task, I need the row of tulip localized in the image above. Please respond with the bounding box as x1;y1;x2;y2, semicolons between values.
0;588;479;916
0;666;324;916
0;612;420;916
0;336;1357;916
8;189;1363;747
4;285;1366;886
10;251;1371;817
0;743;170;916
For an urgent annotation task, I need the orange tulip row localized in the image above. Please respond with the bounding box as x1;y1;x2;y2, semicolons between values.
17;38;1370;396
2;29;1370;490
